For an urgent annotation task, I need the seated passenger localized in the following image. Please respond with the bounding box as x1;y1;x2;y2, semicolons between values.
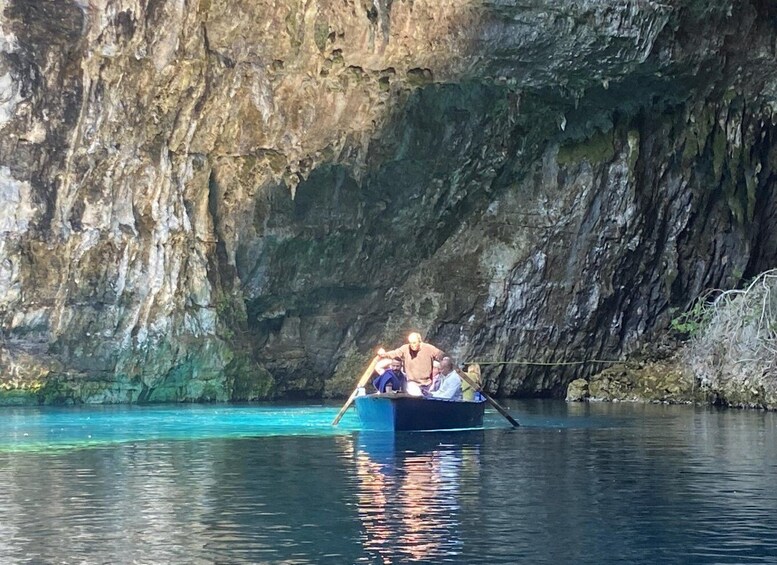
461;363;482;401
372;357;405;393
428;357;462;401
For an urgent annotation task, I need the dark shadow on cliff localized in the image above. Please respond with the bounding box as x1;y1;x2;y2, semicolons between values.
224;0;777;400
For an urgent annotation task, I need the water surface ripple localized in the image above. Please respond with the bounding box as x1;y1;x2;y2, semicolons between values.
1;401;776;563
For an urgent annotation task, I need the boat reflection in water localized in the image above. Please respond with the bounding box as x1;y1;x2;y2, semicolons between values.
344;431;483;563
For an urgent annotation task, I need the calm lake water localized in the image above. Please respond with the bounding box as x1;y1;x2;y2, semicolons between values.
1;400;776;564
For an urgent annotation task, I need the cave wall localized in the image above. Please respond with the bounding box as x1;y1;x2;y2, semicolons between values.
0;0;775;403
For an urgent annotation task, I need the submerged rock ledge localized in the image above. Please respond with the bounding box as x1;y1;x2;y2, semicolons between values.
0;1;776;405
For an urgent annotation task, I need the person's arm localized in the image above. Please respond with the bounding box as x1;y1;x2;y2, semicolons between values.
378;345;404;358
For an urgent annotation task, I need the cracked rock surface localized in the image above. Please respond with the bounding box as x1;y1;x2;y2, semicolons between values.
0;0;775;403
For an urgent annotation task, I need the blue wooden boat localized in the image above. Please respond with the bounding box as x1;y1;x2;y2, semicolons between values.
354;393;486;431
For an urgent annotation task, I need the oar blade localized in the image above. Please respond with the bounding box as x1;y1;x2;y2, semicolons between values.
456;368;519;428
332;356;380;426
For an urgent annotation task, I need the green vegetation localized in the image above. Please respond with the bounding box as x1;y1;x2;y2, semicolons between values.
670;298;713;337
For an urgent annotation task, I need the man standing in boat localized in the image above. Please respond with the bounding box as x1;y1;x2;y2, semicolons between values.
377;332;444;395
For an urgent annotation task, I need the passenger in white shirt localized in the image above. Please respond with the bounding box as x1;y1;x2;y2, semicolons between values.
429;357;462;401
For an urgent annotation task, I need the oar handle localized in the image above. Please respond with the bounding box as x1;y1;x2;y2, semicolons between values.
456;368;520;428
332;355;381;426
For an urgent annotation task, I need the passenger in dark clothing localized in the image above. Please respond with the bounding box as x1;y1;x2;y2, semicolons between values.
373;357;405;393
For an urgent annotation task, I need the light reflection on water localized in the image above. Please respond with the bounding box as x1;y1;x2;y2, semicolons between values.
348;432;480;563
0;401;776;563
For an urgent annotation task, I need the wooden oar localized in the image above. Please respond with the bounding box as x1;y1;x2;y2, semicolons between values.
331;355;381;426
455;368;520;428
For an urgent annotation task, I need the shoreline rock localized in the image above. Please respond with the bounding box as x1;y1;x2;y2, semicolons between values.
566;347;777;411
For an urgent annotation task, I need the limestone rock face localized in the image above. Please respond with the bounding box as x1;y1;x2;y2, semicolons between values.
565;378;589;403
0;0;776;403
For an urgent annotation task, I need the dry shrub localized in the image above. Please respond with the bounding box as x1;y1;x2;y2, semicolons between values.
685;269;777;395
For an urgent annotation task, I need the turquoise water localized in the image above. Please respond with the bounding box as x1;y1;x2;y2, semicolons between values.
0;402;520;452
0;403;363;452
1;401;776;563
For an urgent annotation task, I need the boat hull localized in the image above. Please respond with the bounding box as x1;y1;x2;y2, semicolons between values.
354;393;486;431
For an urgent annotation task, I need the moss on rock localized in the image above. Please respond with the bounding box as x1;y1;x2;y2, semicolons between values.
0;388;39;406
565;378;589;401
557;128;616;166
324;347;374;398
568;355;706;406
225;354;275;401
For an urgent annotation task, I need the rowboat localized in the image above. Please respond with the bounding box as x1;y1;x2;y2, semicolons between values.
354;393;486;431
331;356;518;429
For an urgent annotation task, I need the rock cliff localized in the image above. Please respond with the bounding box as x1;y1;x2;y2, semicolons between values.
0;0;775;403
